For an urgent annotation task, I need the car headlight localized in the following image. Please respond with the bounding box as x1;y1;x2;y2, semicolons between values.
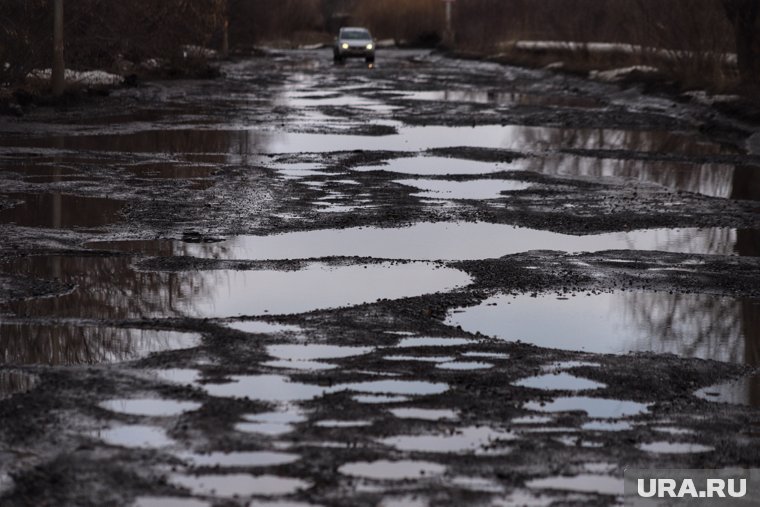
341;43;349;50
366;43;374;50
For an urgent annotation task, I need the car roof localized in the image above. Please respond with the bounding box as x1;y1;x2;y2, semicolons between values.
340;27;371;34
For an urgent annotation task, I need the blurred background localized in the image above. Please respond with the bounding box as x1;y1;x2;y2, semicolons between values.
1;0;758;93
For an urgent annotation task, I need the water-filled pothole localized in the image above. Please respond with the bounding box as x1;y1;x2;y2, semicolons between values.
524;397;649;419
695;373;760;408
394;178;532;200
169;473;309;497
338;460;446;480
177;451;299;467
0;193;123;229
5;257;471;320
0;323;201;366
380;426;516;454
514;373;605;392
92;425;174;449
91;223;754;261
99;399;202;417
447;292;759;363
526;474;624;496
0;371;39;399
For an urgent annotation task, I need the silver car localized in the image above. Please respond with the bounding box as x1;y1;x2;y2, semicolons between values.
333;27;375;64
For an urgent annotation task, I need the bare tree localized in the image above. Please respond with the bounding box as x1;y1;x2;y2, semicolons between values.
51;0;64;96
722;0;760;85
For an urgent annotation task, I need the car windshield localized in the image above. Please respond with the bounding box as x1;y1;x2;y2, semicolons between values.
341;29;371;40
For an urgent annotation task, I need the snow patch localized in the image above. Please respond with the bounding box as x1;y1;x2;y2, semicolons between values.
28;68;123;86
589;66;660;82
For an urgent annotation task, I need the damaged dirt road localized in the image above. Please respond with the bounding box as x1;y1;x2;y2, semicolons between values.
1;49;759;506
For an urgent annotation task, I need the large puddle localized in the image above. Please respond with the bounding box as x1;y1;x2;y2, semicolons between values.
446;292;760;365
91;223;757;260
0;125;723;157
0;323;201;366
527;155;760;201
0;193;123;229
2;257;471;321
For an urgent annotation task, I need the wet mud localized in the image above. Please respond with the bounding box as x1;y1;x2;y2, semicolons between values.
1;49;759;506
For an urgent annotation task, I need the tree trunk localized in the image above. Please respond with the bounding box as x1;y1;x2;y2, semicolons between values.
723;0;760;85
52;0;65;96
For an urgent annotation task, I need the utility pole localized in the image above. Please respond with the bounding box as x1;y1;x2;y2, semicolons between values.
221;0;230;58
442;0;455;46
52;0;65;96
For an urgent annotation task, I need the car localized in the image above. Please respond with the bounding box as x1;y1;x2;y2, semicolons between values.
333;27;375;64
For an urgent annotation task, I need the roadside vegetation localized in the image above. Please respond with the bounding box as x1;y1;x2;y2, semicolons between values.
1;0;759;107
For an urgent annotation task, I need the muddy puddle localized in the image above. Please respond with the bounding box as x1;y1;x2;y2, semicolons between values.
394;90;604;109
393;178;532;199
0;124;723;157
91;223;756;260
527;155;759;200
0;371;38;399
695;372;760;408
2;256;471;321
0;193;123;229
447;291;760;365
0;323;201;365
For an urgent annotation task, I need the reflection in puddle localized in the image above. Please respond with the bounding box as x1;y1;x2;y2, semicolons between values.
527;155;758;201
581;420;633;432
357;157;516;175
435;361;493;370
133;496;211;507
177;451;299;467
225;321;303;335
388;408;458;421
338;460;445;480
637;442;713;454
99;398;201;417
266;344;373;361
3;124;721;157
514;373;605;391
335;379;449;396
0;371;38;399
397;90;602;109
447;292;760;364
695;373;760;408
524;397;649;418
395;178;532;200
98;223;754;261
395;337;474;348
235;409;304;436
203;375;328;401
0;193;123;229
384;355;455;363
148;368;202;385
526;474;624;496
264;344;372;372
93;425;174;448
314;420;372;428
5;258;471;319
353;395;410;404
169;473;309;497
264;359;336;371
0;323;201;366
450;476;505;493
380;426;516;454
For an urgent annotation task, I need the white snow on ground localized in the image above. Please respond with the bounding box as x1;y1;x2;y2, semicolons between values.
27;69;123;86
683;90;741;105
181;45;218;58
589;65;660;82
509;40;736;65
